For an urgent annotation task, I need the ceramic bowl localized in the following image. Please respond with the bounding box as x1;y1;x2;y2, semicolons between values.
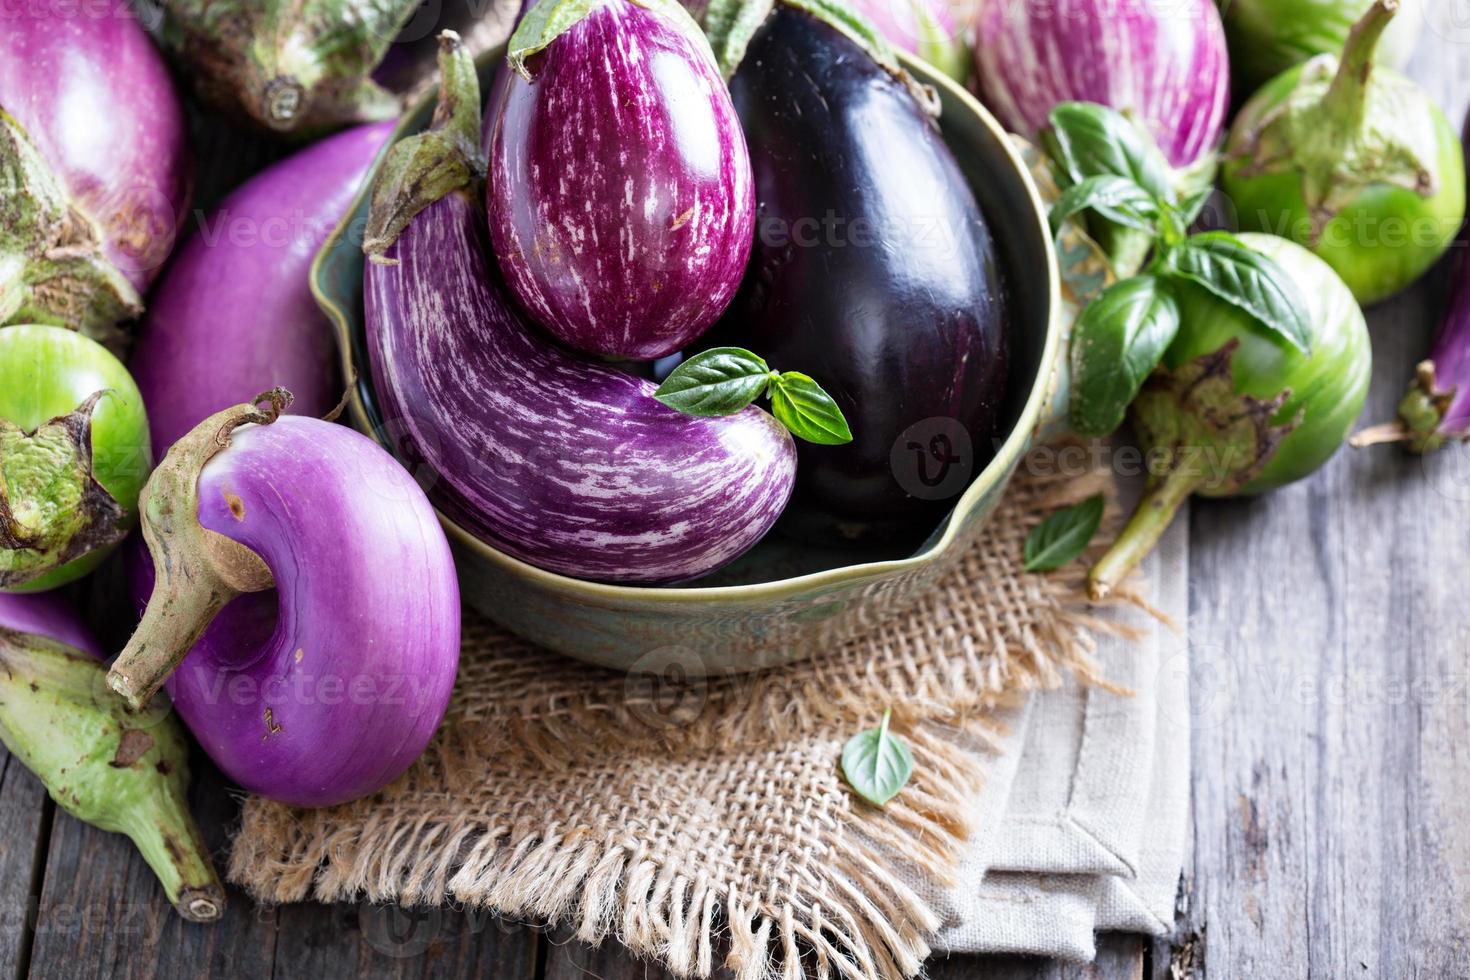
313;48;1062;675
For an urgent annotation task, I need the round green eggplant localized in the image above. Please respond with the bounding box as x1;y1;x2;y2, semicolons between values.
0;325;151;592
1089;234;1370;598
1220;0;1422;91
1221;0;1465;307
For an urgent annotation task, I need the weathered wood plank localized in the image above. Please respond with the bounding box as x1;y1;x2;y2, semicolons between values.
24;754;277;980
1177;28;1470;979
0;753;48;980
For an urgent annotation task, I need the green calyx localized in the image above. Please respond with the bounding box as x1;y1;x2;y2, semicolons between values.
0;392;128;589
509;0;717;80
1228;0;1441;243
0;110;141;350
107;391;285;711
1088;340;1301;599
1351;359;1460;453
702;0;939;115
159;0;417;135
364;31;483;263
0;628;225;921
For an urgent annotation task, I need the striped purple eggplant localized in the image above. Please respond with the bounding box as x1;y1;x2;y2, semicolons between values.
364;34;795;584
485;0;754;360
110;400;460;808
972;0;1229;169
130;122;394;459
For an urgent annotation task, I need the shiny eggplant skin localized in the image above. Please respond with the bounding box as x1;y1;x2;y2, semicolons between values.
714;6;1009;545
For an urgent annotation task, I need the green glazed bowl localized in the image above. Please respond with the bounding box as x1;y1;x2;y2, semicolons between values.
312;48;1062;675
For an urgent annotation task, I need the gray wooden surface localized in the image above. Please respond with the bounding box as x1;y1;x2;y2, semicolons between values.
2;14;1468;980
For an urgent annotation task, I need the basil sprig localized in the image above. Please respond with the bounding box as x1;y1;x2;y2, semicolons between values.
655;348;854;445
1045;102;1313;438
1023;494;1105;572
840;708;914;807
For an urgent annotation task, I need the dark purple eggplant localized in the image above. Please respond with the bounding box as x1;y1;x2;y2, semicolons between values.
363;34;796;584
709;5;1009;545
485;0;754;360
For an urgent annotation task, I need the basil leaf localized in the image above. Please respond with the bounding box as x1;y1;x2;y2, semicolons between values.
1050;175;1161;239
654;347;773;417
841;708;914;807
1176;187;1213;227
1161;232;1313;354
769;372;853;445
1024;494;1105;572
1043;102;1175;205
1069;275;1182;437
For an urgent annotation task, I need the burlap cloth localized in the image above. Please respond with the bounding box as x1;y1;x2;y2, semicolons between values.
228;458;1160;979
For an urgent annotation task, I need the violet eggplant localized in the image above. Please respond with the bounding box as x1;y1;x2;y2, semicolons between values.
844;0;970;83
157;0;420;136
1;325;152;593
130;122;394;459
0;592;225;921
107;392;459;808
1221;0;1465;307
972;0;1229;171
0;0;191;346
363;34;795;583
705;4;1009;545
484;0;754;360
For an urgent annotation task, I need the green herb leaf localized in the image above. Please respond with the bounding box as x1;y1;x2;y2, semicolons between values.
769;372;854;445
1050;175;1162;239
1043;102;1175;205
1024;494;1106;572
841;708;914;807
1175;187;1213;227
1160;232;1313;354
1069;275;1182;437
654;347;774;417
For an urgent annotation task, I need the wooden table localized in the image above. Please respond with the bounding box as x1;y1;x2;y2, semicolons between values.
4;20;1470;980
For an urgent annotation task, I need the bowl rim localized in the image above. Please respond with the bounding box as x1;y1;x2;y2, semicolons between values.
312;50;1063;605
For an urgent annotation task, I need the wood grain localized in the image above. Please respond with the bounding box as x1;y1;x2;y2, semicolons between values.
0;754;48;980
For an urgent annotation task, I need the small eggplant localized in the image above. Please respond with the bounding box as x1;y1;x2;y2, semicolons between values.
1088;233;1371;598
706;4;1009;545
971;0;1229;171
0;592;224;921
0;0;192;345
1221;0;1423;92
486;0;755;359
130;122;394;458
1222;0;1465;306
844;0;970;83
157;0;419;136
364;34;795;583
108;392;460;808
1;325;152;593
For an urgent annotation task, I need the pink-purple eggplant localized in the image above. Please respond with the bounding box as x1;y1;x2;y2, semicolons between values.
108;392;459;808
484;0;755;360
972;0;1229;171
0;592;225;921
845;0;970;83
363;33;796;583
0;0;191;346
704;3;1009;545
130;122;394;459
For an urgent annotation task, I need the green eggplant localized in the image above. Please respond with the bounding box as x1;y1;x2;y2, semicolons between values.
0;594;224;921
158;0;421;136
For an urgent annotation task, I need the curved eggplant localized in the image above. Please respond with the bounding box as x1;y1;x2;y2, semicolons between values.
363;33;796;584
711;5;1009;545
486;0;754;360
110;399;460;808
130;122;394;458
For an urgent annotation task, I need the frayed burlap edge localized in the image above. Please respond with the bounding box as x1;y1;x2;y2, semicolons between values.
228;454;1159;980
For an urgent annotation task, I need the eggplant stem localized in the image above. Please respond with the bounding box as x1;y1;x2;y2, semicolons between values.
1348;422;1411;448
121;811;226;923
1321;0;1398;126
1088;464;1202;601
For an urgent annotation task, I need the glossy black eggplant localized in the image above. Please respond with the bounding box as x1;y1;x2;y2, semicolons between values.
712;5;1009;545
